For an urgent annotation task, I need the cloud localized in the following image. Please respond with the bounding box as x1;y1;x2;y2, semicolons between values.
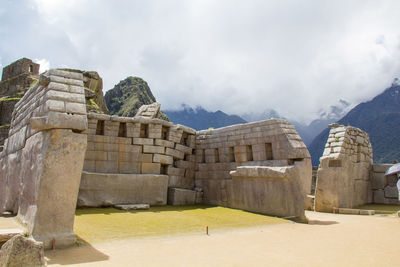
34;58;50;73
1;0;400;123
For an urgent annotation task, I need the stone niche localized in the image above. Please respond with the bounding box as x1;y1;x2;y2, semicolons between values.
314;124;373;212
78;112;197;207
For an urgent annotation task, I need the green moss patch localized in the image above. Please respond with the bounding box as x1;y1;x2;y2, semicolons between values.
74;205;287;243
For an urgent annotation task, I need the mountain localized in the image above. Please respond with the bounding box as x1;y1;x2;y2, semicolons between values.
240;103;350;146
164;105;247;130
292;100;351;146
309;79;400;165
104;76;168;120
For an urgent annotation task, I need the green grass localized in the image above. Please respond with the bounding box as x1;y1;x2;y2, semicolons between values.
74;205;287;243
356;204;400;215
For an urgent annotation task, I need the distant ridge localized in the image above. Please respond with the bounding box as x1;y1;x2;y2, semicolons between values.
309;79;400;165
165;106;247;130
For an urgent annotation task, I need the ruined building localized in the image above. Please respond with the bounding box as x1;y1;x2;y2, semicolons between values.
0;58;397;250
0;65;312;248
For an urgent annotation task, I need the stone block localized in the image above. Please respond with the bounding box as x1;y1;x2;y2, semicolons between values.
119;161;141;174
371;172;386;190
372;164;392;173
95;160;118;173
142;162;161;174
168;128;183;143
175;144;193;154
30;112;88;131
95;151;107;161
384;185;398;198
165;147;184;159
44;99;65;112
104;143;118;152
143;145;165;154
127;123;140;138
0;235;45;267
83;160;95;172
168;188;196;205
155;139;175;148
373;189;385;204
148;124;162;139
133;137;154;146
338;208;360;215
359;210;375;215
140;153;153;163
119;144;142;153
65;102;86;115
78;172;169;207
153;154;173;165
167;166;185;176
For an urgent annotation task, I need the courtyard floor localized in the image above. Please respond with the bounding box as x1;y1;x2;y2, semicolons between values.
44;206;400;266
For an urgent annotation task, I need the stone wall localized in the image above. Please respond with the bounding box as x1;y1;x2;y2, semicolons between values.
0;69;88;248
0;58;39;96
371;164;400;204
314;124;373;212
78;113;197;206
194;119;312;219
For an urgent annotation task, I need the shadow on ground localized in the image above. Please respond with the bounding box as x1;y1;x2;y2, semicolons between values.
308;219;339;225
45;237;109;265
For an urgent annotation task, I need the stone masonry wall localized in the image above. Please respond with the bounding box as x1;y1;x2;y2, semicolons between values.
0;69;88;248
194;119;312;219
314;124;373;212
78;113;197;206
371;164;400;204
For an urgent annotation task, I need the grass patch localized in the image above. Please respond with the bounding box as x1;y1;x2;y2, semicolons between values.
74;205;287;243
357;204;400;215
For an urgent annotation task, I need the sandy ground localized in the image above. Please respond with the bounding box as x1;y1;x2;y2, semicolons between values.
45;211;400;267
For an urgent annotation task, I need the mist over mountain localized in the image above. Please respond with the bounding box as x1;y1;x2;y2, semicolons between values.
309;78;400;165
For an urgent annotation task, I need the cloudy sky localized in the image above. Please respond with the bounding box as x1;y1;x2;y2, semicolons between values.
1;0;400;123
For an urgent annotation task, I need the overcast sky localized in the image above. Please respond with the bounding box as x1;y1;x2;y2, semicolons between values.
1;0;400;123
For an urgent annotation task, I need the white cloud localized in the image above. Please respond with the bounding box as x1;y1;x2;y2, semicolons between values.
33;58;50;73
1;0;400;123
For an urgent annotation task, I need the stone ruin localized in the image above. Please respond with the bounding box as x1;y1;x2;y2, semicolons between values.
0;58;397;250
314;123;399;212
0;67;312;248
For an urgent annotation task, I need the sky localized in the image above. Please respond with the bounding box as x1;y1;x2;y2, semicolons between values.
1;0;400;123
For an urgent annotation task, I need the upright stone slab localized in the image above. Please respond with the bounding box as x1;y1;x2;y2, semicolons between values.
314;124;373;212
0;69;88;248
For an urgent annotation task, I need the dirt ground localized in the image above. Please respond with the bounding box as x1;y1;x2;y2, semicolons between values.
45;211;400;266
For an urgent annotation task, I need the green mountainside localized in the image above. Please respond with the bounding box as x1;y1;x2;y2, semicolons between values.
104;76;169;120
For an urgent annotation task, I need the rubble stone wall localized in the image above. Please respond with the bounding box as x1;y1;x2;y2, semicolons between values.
0;69;88;248
371;164;400;204
79;113;197;206
195;119;312;219
314;124;373;212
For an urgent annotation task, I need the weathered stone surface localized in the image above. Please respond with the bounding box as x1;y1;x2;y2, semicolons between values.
78;172;168;207
135;102;161;119
0;229;25;243
384;185;398;198
229;166;306;220
314;125;373;212
167;188;196;205
0;234;45;267
17;130;87;248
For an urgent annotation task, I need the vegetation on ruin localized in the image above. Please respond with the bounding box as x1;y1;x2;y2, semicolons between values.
0;94;23;102
104;76;169;121
0;124;10;128
74;205;287;243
